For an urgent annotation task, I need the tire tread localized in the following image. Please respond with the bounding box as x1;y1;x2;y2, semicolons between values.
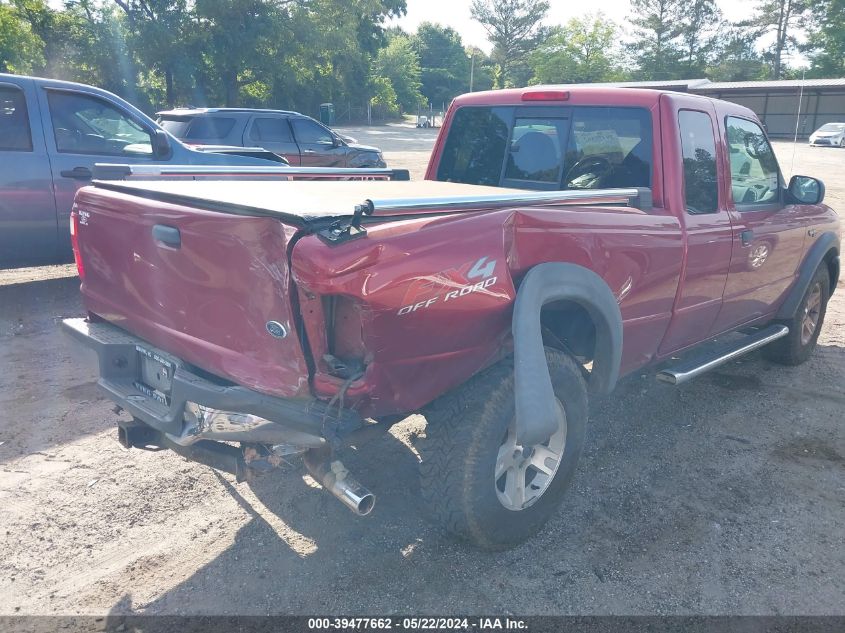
420;349;587;549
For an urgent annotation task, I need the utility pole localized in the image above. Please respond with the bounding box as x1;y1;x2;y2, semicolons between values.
468;51;475;92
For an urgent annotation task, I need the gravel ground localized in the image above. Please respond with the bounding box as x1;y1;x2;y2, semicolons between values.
0;128;843;616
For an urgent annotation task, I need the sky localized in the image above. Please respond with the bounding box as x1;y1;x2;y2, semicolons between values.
388;0;766;54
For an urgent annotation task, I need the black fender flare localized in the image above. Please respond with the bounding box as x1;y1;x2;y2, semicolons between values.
512;263;623;447
776;232;840;320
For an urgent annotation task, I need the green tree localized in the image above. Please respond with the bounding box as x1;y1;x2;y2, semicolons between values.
465;45;495;92
192;0;289;107
368;74;399;117
745;0;809;79
1;0;414;118
804;0;845;77
110;0;195;107
677;0;721;77
706;27;769;80
66;1;148;105
413;22;469;106
372;34;422;111
470;0;549;88
529;13;624;84
626;0;684;80
276;0;405;116
12;0;147;105
0;1;43;73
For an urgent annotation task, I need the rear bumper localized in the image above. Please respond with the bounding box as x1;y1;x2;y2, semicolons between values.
62;317;360;446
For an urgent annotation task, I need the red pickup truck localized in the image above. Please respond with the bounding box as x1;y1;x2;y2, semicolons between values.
63;87;840;549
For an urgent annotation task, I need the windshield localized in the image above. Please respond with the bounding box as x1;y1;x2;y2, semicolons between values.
818;123;845;132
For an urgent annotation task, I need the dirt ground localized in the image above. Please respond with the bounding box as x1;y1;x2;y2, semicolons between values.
1;128;844;616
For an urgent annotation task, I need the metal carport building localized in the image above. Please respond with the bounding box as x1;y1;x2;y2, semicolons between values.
692;78;845;139
553;78;845;139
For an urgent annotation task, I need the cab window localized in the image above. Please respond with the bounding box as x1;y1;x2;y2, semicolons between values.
47;91;153;156
436;105;652;191
564;107;652;190
504;118;567;185
726;117;780;206
678;110;719;214
0;86;33;151
436;106;510;186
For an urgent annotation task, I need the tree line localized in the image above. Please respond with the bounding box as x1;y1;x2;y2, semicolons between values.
1;0;843;119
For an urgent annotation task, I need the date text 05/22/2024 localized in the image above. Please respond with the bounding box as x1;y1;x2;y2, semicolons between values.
307;617;527;630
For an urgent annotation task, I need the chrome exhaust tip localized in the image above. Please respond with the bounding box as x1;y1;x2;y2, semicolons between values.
303;449;376;516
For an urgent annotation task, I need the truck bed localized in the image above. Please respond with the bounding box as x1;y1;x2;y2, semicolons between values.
91;179;526;226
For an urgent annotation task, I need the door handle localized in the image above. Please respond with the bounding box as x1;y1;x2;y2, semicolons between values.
152;224;181;248
303;149;316;154
740;229;754;247
60;166;92;180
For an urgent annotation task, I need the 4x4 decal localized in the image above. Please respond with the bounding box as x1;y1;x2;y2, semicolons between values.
398;257;499;316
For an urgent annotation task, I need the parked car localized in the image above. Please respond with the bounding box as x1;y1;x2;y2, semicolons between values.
809;122;845;147
155;108;386;168
0;74;289;269
189;144;288;163
65;87;839;550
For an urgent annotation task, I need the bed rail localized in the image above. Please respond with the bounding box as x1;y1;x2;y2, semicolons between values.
317;186;653;245
92;164;411;182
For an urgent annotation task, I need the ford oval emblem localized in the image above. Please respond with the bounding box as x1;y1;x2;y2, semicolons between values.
266;321;288;339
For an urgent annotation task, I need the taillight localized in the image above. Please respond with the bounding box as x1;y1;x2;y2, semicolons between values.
70;210;85;281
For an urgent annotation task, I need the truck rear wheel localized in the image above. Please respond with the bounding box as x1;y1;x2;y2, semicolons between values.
765;265;830;365
420;348;587;550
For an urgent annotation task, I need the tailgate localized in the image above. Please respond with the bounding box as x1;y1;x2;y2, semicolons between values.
73;185;311;399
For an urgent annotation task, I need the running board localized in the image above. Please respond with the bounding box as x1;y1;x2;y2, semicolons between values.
656;325;789;385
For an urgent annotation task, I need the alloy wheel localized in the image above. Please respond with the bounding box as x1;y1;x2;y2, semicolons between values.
801;282;823;345
495;400;567;511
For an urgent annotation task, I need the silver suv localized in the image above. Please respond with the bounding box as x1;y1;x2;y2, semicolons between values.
156;108;386;168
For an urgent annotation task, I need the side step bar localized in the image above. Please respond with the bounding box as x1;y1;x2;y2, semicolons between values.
657;324;789;385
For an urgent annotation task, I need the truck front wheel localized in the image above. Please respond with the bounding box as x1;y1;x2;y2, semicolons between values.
765;265;830;365
420;348;587;550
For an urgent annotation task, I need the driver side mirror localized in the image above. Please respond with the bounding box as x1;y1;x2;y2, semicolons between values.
787;175;825;205
152;129;172;159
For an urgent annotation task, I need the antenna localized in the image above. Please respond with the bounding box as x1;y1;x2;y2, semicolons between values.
789;69;806;178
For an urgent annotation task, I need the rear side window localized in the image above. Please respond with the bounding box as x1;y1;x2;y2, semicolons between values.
250;117;293;142
185;117;236;140
436;107;510;185
0;86;33;151
678;110;719;214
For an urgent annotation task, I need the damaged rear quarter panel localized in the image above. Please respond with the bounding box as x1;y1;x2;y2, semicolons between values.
291;204;683;416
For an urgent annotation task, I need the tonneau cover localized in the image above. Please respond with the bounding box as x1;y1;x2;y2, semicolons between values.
92;179;526;227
